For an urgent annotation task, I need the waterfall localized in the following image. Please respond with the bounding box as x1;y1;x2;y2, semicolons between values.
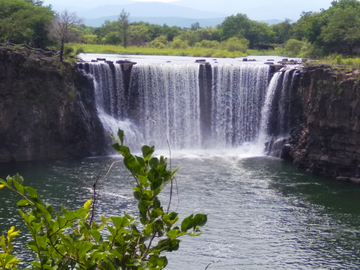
211;64;269;148
258;69;298;156
79;61;298;154
128;64;201;149
85;62;142;150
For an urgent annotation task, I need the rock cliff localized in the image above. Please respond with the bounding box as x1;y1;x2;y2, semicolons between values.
0;47;104;162
288;65;360;182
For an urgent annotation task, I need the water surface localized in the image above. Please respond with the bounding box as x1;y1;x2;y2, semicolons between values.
1;152;360;269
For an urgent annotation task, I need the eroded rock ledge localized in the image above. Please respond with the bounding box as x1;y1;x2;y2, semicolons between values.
0;47;104;162
287;65;360;182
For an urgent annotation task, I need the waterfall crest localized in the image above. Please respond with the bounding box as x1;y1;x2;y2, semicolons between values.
79;61;298;154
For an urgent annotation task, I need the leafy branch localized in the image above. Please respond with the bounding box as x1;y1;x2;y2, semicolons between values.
0;129;207;269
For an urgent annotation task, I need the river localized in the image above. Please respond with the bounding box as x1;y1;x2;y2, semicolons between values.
1;149;360;269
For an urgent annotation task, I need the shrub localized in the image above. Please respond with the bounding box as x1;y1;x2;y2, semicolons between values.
0;130;206;269
220;37;249;53
284;39;304;56
195;40;220;49
102;32;121;45
170;37;188;49
75;47;85;55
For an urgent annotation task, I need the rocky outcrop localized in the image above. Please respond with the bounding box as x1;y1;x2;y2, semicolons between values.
0;47;104;162
288;65;360;181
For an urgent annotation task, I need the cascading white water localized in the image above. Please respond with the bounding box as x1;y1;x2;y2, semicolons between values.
258;72;282;145
211;64;269;148
87;62;142;149
81;61;297;154
130;64;201;149
258;69;297;157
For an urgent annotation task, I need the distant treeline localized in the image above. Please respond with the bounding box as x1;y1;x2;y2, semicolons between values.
1;0;360;58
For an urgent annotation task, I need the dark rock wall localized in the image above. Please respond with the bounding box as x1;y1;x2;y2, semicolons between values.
289;65;360;182
0;48;104;162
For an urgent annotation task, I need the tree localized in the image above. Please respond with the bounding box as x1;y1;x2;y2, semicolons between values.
0;0;53;47
130;24;151;46
25;0;43;5
49;10;82;62
271;19;292;44
191;22;200;31
118;9;130;48
219;13;275;48
319;2;360;55
284;39;304;56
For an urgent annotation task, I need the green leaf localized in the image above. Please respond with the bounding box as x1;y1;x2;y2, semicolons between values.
13;174;24;185
138;175;148;186
111;216;125;230
17;199;31;207
149;255;168;268
111;143;121;152
136;156;146;168
141;145;155;161
149;157;159;169
13;180;24;195
62;207;77;220
193;214;207;227
57;215;67;228
118;129;124;145
167;229;179;239
144;224;153;235
170;168;180;179
124;155;141;175
90;230;102;243
181;215;193;232
24;186;37;199
27;241;39;253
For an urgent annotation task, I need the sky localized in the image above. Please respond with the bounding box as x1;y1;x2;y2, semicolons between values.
42;0;334;22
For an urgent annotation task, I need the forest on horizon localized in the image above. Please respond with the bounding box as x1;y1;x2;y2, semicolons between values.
1;0;360;59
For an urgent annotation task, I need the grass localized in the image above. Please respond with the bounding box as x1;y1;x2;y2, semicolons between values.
70;43;247;58
247;47;284;56
305;55;360;69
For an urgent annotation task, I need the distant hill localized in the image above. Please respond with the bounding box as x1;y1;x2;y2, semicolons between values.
76;2;226;19
84;16;281;28
261;19;282;25
51;1;284;28
84;16;226;28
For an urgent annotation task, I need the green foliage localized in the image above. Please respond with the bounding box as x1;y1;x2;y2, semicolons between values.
102;31;121;45
75;47;84;55
219;13;276;48
0;226;21;269
170;37;188;49
356;75;360;86
271;19;292;44
284;39;304;56
220;37;248;53
118;9;130;48
289;0;360;57
0;0;54;48
0;130;206;269
195;40;220;49
81;34;97;44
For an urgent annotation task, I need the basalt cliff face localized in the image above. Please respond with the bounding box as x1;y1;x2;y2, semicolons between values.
0;48;104;162
288;65;360;182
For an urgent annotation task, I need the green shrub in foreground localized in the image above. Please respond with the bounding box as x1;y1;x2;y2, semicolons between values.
0;129;207;269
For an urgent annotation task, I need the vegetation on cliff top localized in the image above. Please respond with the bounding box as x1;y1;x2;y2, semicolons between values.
2;0;360;59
